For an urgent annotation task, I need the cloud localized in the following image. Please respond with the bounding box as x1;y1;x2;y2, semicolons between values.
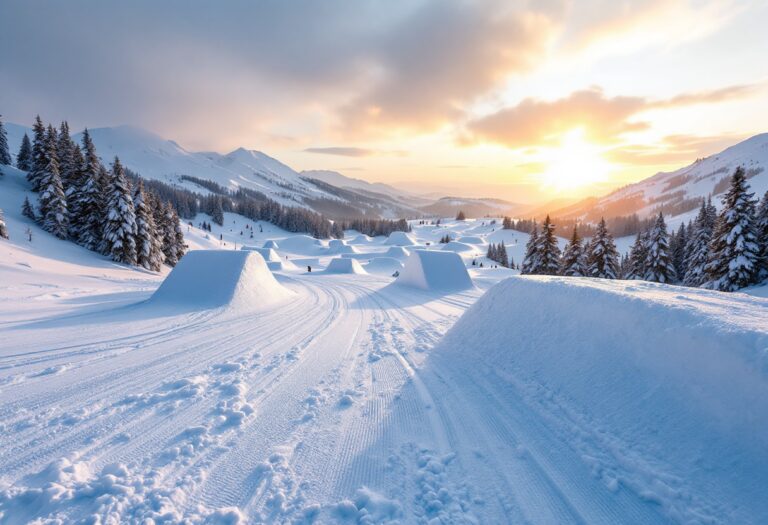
304;147;408;157
464;84;758;149
605;133;749;166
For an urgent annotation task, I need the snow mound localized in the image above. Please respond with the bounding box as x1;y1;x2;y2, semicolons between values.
324;257;368;275
278;235;326;254
384;231;417;246
396;250;473;292
147;250;292;310
457;236;486;245
364;257;404;276
240;246;281;262
348;234;373;244
384;246;411;260
267;260;298;272
328;239;360;254
262;240;279;249
435;277;768;523
441;241;477;253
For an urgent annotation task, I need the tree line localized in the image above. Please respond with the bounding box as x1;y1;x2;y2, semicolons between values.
1;115;185;270
519;167;768;291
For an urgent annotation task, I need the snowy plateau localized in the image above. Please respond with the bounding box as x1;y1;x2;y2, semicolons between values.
1;156;768;523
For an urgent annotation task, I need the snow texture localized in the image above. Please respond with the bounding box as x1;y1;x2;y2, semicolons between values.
396;250;474;292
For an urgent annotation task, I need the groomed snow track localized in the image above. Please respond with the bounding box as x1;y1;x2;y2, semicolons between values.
1;273;766;523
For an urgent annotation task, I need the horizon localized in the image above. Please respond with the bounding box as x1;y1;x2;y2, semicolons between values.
2;1;767;204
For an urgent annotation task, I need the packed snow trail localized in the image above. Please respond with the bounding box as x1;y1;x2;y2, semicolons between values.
1;268;766;523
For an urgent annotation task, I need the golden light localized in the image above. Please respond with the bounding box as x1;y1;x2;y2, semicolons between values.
539;128;612;191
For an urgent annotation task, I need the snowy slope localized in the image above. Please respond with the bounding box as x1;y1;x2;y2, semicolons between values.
554;133;768;221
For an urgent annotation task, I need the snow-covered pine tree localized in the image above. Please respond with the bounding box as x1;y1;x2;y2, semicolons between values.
683;200;714;287
160;201;185;266
502;216;513;229
0;208;8;239
133;180;164;271
486;243;495;260
534;215;561;275
102;157;137;265
37;125;68;239
704;167;760;291
16;133;33;171
705;196;717;228
57;121;80;197
520;221;539;275
586;217;620;279
498;241;509;267
671;222;687;279
560;224;585;276
70;129;104;251
754;190;768;283
22;196;36;221
625;230;648;279
0;115;11;165
644;212;676;283
28;116;47;191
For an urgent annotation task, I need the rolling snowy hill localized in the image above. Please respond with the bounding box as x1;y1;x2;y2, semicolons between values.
549;133;768;222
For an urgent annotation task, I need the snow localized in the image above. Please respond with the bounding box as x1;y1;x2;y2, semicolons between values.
434;276;768;523
383;246;411;260
396;250;474;292
441;240;479;254
262;240;279;250
323;257;368;275
456;235;486;245
384;231;418;246
363;257;404;276
348;234;374;244
275;235;327;255
328;239;360;255
240;245;281;262
148;250;293;310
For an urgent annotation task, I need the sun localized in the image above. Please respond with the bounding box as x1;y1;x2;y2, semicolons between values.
540;128;612;191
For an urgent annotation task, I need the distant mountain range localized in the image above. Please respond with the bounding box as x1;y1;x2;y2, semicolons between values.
5;122;766;223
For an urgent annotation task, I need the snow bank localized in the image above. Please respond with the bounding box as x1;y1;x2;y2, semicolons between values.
278;235;326;254
328;239;360;254
267;260;298;272
262;240;279;250
147;250;292;310
324;257;368;275
348;234;373;244
384;231;417;246
384;246;411;260
364;257;404;276
457;236;486;245
396;250;473;292
240;246;281;262
434;277;768;523
441;241;477;253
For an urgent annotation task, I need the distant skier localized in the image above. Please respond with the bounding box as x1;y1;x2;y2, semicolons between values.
307;265;312;273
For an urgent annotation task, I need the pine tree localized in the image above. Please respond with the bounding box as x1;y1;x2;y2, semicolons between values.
0;115;11;165
683;201;714;287
160;201;185;266
498;241;509;267
133;180;164;271
28;116;47;191
70;129;104;250
38;125;68;239
520;221;539;275
670;222;687;279
534;215;561;275
560;224;585;276
102;157;137;265
0;208;8;239
456;210;466;221
754;191;768;283
502;216;513;229
22;196;36;221
625;230;648;279
705;167;760;291
644;213;676;283
16;133;33;171
57;121;80;197
586;218;620;279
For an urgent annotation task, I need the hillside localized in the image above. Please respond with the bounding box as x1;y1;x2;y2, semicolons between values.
543;133;768;222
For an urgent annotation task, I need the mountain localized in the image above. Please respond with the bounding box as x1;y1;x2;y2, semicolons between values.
548;133;768;222
419;196;521;219
301;169;420;201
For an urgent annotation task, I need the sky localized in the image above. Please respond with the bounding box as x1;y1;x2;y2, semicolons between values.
1;0;767;204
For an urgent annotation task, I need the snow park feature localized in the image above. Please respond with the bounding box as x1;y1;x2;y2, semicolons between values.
349;234;374;244
147;250;293;310
324;257;368;275
384;231;417;246
396;250;473;292
240;245;281;262
262;239;279;250
278;235;327;254
384;246;411;260
441;241;478;254
267;259;298;272
363;257;404;276
328;239;360;254
457;235;486;245
432;276;768;523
